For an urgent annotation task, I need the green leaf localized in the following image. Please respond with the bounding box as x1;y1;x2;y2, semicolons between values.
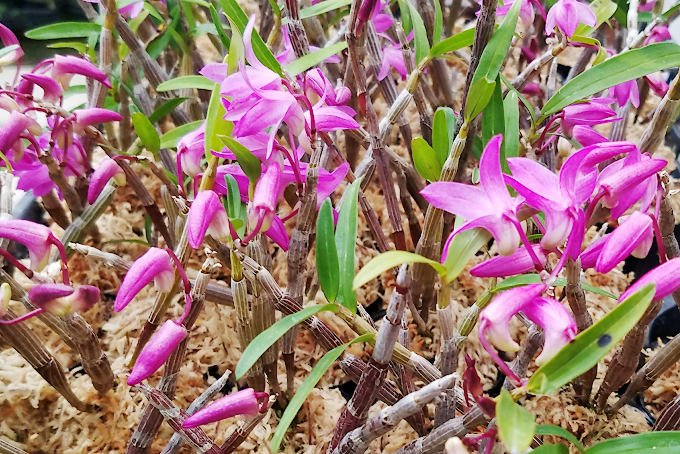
224;174;246;237
147;17;179;59
502;90;520;160
270;333;371;452
208;4;231;49
205;84;231;159
406;1;430;64
481;78;505;149
397;0;413;33
464;0;521;121
354;251;446;289
220;135;262;185
159;120;203;148
235;303;340;379
584;432;680;453
219;0;283;75
542;43;680;117
335;179;362;312
25;22;101;40
156;75;215;92
497;388;536;454
131;113;161;154
443;218;490;283
432;107;457;166
533;444;570;454
536;424;584;452
46;42;89;54
149;98;188;124
527;284;655;395
429;27;475;58
299;0;352;19
412;137;442;181
284;41;347;76
316;199;340;303
433;0;443;44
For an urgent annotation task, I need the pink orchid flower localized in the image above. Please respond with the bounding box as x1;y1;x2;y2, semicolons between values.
561;98;620;137
609;79;640;108
470;245;547;278
51;55;112;89
0;111;41;157
645;25;672;45
422;135;523;258
187;190;231;248
0;22;23;66
572;126;608;146
0;219;66;271
545;0;596;37
115;248;175;312
479;284;577;384
182;388;268;428
87;157;126;204
580;211;655;273
620;257;680;302
29;283;100;315
128;319;187;385
377;38;409;81
19;73;63;103
645;73;669;97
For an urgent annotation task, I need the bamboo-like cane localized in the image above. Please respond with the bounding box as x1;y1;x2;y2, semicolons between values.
334;373;459;454
609;331;680;414
330;265;412;448
0;437;28;454
653;392;680;430
565;259;596;404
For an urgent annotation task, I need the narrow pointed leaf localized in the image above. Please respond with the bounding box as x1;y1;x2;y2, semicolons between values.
533;445;570;454
235;303;339;379
270;333;372;452
219;136;262;185
542;43;680;117
502;90;520;160
497;388;536;454
585;432;680;453
536;425;585;452
205;84;231;159
433;0;443;44
406;1;430;64
316;199;340;303
481;78;505;148
299;0;352;18
464;0;521;121
284;41;347;76
160;120;203;148
156;75;214;92
429;27;475;58
527;284;655;395
354;251;446;289
25;22;101;40
335;179;362;312
149;98;188;124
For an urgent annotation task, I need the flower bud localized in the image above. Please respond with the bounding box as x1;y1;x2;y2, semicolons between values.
127;320;187;385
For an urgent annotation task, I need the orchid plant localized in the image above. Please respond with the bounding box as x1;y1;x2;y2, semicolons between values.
2;0;680;452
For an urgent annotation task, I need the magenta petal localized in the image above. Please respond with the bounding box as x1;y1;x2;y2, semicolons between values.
20;73;63;102
52;55;111;88
128;320;187;385
28;283;74;308
479;135;510;204
596;212;653;273
73;108;122;127
470;245;546;277
187;190;228;248
421;182;492;220
182;388;261;428
200;63;227;83
317;163;349;206
114;248;174;312
579;235;606;270
265;215;290;250
572;126;608;146
0;23;23;64
523;297;577;364
87;157;125;204
0;219;52;269
620;257;680;302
